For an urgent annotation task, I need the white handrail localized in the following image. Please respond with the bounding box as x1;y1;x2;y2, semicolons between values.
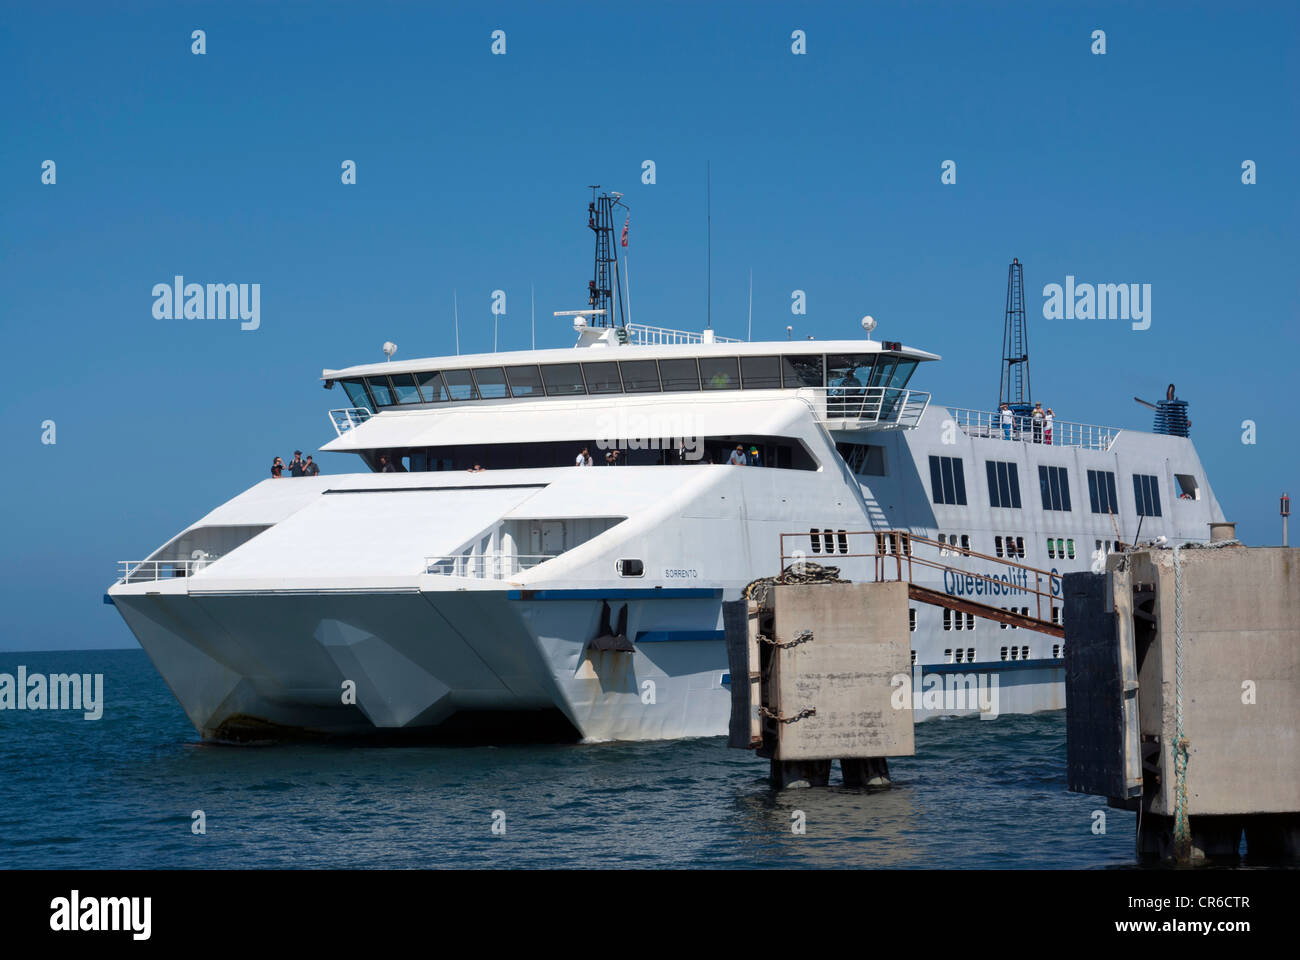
329;407;372;437
799;386;931;430
623;323;742;345
944;406;1119;452
116;557;218;583
424;553;558;579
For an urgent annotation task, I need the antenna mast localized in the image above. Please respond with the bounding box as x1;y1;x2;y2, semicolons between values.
998;257;1032;412
586;186;627;329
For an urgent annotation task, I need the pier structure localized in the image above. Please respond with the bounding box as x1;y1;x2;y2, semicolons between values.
1065;533;1300;862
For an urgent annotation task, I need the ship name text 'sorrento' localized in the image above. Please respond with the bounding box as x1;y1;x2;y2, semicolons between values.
0;667;103;719
49;891;151;940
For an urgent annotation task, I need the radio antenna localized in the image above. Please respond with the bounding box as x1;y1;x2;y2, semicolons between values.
706;160;712;330
453;289;460;355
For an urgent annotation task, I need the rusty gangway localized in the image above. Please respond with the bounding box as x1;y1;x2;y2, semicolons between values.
778;529;1066;638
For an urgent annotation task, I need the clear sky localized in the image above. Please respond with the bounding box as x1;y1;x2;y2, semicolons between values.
2;1;1296;650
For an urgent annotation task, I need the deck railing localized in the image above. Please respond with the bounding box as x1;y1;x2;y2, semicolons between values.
116;558;218;583
799;386;931;430
329;407;373;437
622;323;742;346
424;553;558;579
945;406;1119;451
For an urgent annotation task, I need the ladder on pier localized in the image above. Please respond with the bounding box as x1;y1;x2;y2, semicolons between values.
778;529;1066;639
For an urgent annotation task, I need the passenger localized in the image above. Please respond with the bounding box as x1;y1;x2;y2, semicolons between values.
379;455;396;473
1044;408;1054;446
271;456;284;478
304;455;321;477
604;449;621;466
728;445;747;466
288;450;307;477
999;403;1013;440
747;445;761;466
575;447;593;466
1030;402;1045;443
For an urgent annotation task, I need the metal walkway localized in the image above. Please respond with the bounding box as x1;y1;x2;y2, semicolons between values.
778;529;1066;638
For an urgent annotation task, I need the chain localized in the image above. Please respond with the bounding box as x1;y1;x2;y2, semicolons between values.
758;705;816;724
758;628;814;649
742;561;848;607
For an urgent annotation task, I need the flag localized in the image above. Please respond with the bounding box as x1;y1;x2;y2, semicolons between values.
621;216;629;247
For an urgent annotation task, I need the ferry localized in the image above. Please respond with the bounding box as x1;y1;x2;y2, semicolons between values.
106;210;1226;742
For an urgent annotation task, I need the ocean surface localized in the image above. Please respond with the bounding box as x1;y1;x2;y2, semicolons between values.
0;649;1138;869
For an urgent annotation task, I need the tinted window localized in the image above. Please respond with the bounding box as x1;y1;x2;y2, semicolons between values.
986;461;1022;508
582;363;622;395
417;371;448;402
781;355;824;388
741;355;781;389
827;354;876;389
1039;465;1072;511
700;356;740;390
504;365;544;398
541;363;587;396
929;455;967;506
472;367;509;399
390;373;422;404
659;358;700;391
1133;474;1162;517
619;360;661;393
365;376;394;406
442;369;478;401
341;379;373;411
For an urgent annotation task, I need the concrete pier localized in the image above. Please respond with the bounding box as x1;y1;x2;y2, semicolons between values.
1065;544;1300;862
725;581;914;788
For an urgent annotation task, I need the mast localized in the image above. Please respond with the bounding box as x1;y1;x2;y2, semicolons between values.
998;257;1032;412
586;186;627;329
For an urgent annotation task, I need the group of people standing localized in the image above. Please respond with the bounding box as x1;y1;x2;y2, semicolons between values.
271;450;321;478
574;447;624;466
999;402;1056;444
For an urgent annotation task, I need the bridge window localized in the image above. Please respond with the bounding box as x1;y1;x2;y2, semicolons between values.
986;460;1022;508
541;364;587;397
700;356;740;390
581;363;622;395
340;379;374;412
1087;469;1119;514
928;456;968;506
658;358;700;391
781;354;824;388
618;359;661;393
504;365;545;398
740;355;781;389
365;376;394;406
1038;465;1072;511
1133;474;1162;516
471;367;509;400
389;373;423;404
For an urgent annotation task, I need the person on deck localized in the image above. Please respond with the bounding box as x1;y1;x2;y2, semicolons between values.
271;457;284;478
1030;402;1045;443
999;403;1013;441
1044;409;1055;446
728;445;748;466
575;448;593;466
288;451;307;477
304;455;320;476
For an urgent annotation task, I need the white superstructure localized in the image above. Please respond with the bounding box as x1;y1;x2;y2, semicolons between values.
107;320;1225;741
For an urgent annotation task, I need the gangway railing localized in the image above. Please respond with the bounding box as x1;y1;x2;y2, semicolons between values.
777;529;1065;637
944;406;1119;452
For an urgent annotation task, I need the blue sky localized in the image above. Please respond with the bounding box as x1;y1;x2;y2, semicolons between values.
2;1;1296;650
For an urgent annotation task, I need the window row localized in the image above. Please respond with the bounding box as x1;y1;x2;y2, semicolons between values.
928;456;1167;519
339;353;920;410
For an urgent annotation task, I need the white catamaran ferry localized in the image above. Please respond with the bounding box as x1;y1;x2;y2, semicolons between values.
107;203;1226;742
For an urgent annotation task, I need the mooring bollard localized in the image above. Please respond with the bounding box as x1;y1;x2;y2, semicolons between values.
724;581;915;788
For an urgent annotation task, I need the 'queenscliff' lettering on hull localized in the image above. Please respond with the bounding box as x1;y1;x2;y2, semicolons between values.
152;275;260;330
